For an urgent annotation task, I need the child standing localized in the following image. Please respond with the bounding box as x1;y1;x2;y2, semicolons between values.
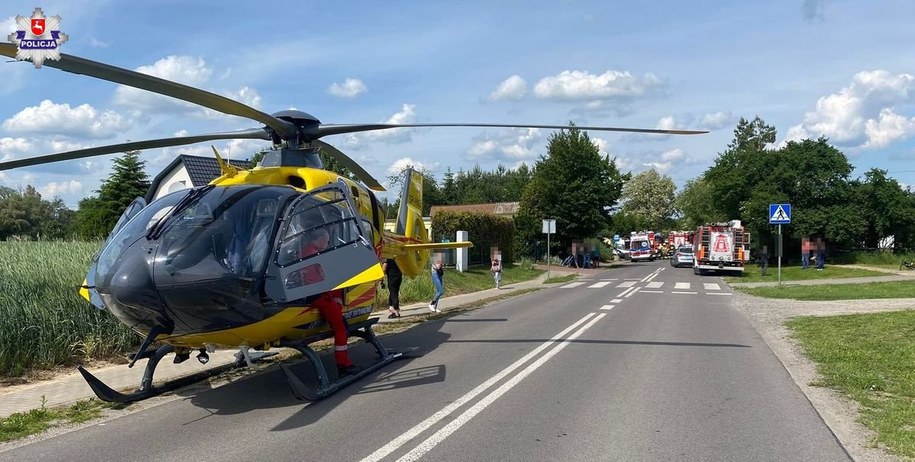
491;256;503;289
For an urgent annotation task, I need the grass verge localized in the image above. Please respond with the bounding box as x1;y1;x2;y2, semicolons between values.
724;265;888;283
740;281;915;300
0;397;110;443
787;310;915;458
543;274;577;284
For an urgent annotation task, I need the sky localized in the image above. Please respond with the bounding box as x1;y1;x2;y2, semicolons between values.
1;0;914;208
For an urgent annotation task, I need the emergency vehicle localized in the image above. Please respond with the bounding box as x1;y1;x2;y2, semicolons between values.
629;231;655;262
668;230;691;248
692;220;747;274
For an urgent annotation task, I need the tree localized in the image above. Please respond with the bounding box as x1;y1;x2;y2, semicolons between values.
620;169;676;230
517;127;625;255
73;151;150;239
0;186;74;240
674;177;725;229
703;116;777;220
853;168;915;251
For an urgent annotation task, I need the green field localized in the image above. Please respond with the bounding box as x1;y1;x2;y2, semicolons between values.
787;311;915;458
0;241;136;378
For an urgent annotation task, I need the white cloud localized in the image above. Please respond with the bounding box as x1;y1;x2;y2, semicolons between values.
656;116;680;130
3;100;131;138
643;149;686;173
698;111;734;130
113;55;214;112
228;86;262;109
0;137;33;159
466;128;544;162
89;37;110;47
386;157;429;178
591;137;612;156
488;75;527;101
225;138;270;159
863;108;915;149
40;180;83;197
2;16;15;34
533;70;666;101
328;78;367;98
49;140;93;152
788;70;915;148
343;104;418;148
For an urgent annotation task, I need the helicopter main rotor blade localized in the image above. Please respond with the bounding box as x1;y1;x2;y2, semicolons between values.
312;140;386;192
316;123;708;138
0;128;271;171
0;43;297;139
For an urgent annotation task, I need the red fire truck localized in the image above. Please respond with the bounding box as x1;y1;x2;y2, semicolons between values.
692;221;747;274
668;230;690;248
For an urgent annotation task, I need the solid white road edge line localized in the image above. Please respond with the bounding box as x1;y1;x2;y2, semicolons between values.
359;312;599;462
395;313;608;462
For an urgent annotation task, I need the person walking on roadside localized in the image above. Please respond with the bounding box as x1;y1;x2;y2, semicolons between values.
815;237;826;271
759;245;769;276
491;256;503;289
429;255;444;313
801;236;810;270
382;258;403;318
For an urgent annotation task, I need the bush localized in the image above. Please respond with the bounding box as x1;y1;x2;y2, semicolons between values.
432;212;515;265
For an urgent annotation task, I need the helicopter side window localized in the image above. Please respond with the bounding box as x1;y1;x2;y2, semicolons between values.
276;187;364;268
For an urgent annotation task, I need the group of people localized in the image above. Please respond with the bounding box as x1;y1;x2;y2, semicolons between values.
755;237;827;276
801;236;826;271
381;254;448;319
383;254;503;317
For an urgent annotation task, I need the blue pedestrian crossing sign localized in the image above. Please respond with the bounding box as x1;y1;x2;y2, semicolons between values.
769;203;791;224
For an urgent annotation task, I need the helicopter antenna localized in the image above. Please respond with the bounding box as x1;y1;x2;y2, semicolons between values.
211;145;239;178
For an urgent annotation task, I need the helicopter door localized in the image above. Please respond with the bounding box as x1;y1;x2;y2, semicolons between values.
84;197;147;309
265;183;381;303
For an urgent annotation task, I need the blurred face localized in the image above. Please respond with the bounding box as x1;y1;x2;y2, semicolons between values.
312;231;330;250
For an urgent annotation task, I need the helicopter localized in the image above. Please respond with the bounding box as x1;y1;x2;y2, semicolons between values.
0;42;707;402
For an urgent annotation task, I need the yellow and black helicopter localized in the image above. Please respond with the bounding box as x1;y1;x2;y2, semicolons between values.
0;43;706;402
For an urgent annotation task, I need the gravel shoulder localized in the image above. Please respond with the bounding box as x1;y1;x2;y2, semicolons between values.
731;292;915;462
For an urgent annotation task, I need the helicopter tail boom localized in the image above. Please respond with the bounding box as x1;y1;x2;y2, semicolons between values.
389;168;432;278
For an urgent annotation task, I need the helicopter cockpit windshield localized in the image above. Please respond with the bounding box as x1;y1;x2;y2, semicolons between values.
91;182;380;335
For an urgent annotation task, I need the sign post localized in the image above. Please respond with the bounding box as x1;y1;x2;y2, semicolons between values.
542;219;556;281
769;204;792;287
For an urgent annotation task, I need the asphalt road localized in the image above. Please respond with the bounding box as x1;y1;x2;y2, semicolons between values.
1;261;851;461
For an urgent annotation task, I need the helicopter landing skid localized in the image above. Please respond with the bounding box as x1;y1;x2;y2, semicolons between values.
77;345;277;404
280;317;403;401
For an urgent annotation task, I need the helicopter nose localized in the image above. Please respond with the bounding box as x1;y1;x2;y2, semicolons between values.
97;240;173;334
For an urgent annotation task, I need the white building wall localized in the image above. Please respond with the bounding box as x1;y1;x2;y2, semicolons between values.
153;167;192;201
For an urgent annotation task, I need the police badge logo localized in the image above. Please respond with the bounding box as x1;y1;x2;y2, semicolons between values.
8;7;69;69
